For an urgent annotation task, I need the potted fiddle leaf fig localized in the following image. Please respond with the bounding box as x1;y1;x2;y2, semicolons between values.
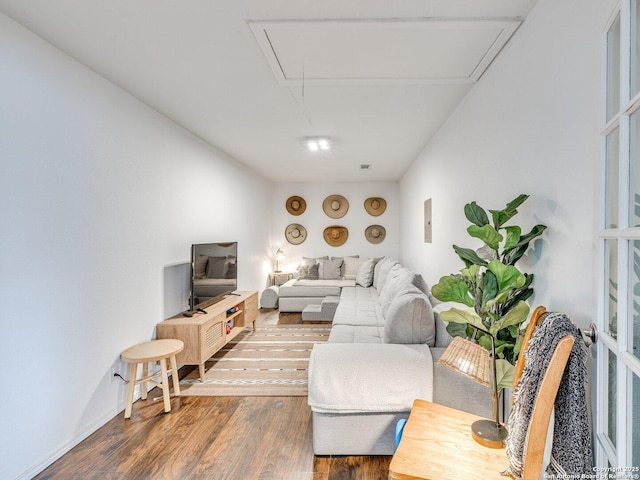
431;194;546;391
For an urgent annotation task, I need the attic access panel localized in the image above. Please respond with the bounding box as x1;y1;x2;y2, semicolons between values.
248;18;520;86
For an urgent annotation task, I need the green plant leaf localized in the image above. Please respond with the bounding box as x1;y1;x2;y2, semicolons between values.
502;224;547;266
488;210;508;230
504;194;529;214
513;334;525;358
445;321;468;338
464;201;489;227
460;264;480;281
502;243;529;266
476;245;498;262
503;224;547;254
488;194;530;229
467;224;503;251
439;308;485;331
478;334;493;351
500;275;534;313
503;226;522;251
489;301;530;337
494;341;511;357
453;245;488;267
481;271;498;306
507;325;520;338
431;276;475;307
487;260;526;292
495;359;515;392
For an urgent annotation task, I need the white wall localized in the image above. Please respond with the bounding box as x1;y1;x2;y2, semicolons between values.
0;13;272;480
270;182;399;273
399;0;607;326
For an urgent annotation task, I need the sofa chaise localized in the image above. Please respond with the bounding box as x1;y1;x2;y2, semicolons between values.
306;256;493;455
277;256;360;313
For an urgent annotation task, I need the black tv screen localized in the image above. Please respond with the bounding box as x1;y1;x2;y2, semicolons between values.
190;242;238;310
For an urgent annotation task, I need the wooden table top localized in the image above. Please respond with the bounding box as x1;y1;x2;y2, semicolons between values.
121;339;184;363
389;399;510;480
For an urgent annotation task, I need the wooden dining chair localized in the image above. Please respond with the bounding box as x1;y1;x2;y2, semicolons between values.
510;305;576;480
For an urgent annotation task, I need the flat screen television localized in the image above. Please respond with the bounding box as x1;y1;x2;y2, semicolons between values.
190;242;238;310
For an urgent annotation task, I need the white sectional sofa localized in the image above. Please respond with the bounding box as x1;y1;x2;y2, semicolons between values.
306;257;492;455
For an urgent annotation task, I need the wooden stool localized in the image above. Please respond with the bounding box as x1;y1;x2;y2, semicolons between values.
120;339;184;419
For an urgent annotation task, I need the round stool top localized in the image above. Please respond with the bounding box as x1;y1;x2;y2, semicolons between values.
121;339;184;363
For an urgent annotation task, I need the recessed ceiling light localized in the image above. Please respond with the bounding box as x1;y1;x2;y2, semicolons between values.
307;138;331;152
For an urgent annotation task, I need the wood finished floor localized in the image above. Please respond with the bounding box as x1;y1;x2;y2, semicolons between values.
34;309;391;480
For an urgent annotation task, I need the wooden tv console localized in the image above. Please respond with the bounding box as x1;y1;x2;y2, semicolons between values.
157;290;258;381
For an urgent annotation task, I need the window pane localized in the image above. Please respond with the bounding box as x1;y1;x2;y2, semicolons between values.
631;112;640;227
633;2;640;96
633;373;640;467
632;241;640;360
608;239;619;337
607;128;620;229
608;15;621;121
608;349;617;447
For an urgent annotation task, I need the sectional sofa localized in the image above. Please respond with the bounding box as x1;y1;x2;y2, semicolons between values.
303;256;492;455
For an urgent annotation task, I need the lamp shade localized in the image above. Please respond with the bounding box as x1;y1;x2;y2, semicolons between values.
438;334;507;449
438;336;490;387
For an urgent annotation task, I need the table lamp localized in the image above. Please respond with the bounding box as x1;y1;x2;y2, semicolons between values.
438;327;508;448
274;248;285;273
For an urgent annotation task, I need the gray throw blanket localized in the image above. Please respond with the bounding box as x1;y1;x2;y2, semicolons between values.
505;312;592;479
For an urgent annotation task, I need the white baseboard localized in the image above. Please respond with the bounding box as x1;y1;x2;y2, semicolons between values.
14;407;120;480
15;368;176;480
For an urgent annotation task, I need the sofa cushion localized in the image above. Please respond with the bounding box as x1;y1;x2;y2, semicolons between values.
332;255;359;278
379;266;431;317
430;294;455;347
278;280;343;298
296;263;319;280
333;287;382;327
379;265;411;313
356;258;376;287
342;256;364;280
374;257;398;291
308;343;433;413
383;285;435;346
302;256;329;267
328;324;384;343
318;258;343;280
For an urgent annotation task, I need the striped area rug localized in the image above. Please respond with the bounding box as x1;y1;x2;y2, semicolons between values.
179;324;331;396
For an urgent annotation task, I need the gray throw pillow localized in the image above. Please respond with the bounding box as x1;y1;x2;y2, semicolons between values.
317;258;343;280
301;256;328;267
383;285;435;346
332;255;359;278
356;258;375;287
343;256;364;280
297;263;319;280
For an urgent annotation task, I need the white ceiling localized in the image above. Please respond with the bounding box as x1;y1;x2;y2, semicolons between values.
0;0;540;182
